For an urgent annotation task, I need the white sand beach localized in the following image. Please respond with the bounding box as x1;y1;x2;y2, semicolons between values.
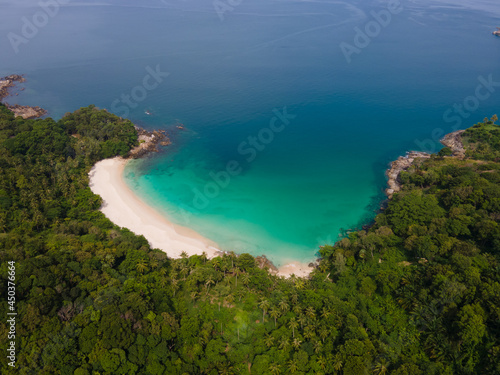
88;157;313;278
277;261;314;278
88;157;221;259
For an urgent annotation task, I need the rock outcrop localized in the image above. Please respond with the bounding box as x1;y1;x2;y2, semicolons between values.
255;255;279;273
6;103;47;119
127;127;171;159
440;129;466;158
0;74;48;119
385;151;431;198
0;75;25;100
385;130;466;199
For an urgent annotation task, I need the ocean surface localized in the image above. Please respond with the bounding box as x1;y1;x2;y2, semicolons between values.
1;0;500;266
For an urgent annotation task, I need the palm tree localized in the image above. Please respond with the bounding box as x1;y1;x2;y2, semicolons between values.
292;338;302;350
279;337;290;351
269;363;281;375
288;359;298;374
236;289;245;302
264;333;275;348
259;299;271;322
233;267;240;288
228;251;236;268
319;261;329;273
205;277;215;295
321;307;330;319
279;299;289;313
190;291;198;302
180;251;188;259
159;276;168;289
306;306;316;319
216;289;223;311
293;305;302;316
291;292;299;305
149;258;159;269
333;354;343;372
218;363;234;375
297;314;307;330
212;258;221;272
136;259;148;274
222;263;230;278
242;273;251;289
171;278;179;297
313;340;322;354
159;267;168;277
288;318;298;338
317;356;327;370
180;264;190;280
304;326;315;341
373;358;390;375
269;307;280;328
319;326;329;342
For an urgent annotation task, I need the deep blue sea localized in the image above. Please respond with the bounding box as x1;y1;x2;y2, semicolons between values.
1;0;500;265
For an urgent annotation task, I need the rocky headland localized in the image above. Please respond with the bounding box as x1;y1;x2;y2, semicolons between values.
0;74;25;100
386;151;431;198
385;130;465;198
0;74;47;119
440;129;466;158
1;74;172;156
128;126;171;159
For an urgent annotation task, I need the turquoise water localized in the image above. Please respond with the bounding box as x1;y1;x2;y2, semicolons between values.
1;0;500;265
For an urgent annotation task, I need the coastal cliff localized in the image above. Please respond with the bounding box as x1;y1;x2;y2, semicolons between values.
385;130;465;198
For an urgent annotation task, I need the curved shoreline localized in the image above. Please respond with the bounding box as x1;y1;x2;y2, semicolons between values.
89;157;221;259
88;157;313;278
2;75;312;277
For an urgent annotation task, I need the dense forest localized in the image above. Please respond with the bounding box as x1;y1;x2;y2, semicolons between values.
0;103;499;374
